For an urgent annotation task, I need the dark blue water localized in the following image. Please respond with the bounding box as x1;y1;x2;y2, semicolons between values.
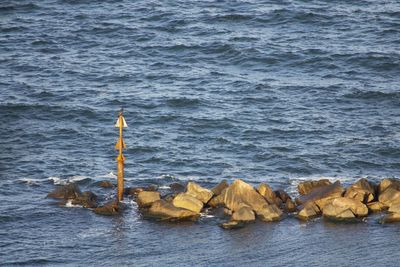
1;0;400;265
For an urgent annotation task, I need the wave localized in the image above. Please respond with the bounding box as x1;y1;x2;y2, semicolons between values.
166;97;201;108
343;90;400;101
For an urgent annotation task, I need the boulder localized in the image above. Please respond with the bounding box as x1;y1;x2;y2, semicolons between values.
137;191;161;208
367;201;387;213
169;182;186;193
388;203;400;213
344;178;375;203
275;189;291;203
380;213;400;224
97;180;114;188
297;181;344;210
231;205;256;222
207;192;225;208
297;202;320;220
145;200;199;221
47;183;82;199
211;180;229;196
378;178;400;194
71;191;98;208
186;182;213;204
93;201;123;216
378;187;400;207
322;197;368;219
221;220;246;229
172;193;203;213
257;183;279;205
257;204;283;221
298;179;332;195
125;185;157;196
284;198;297;213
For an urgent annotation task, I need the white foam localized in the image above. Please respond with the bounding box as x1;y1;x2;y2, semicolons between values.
65;199;82;208
18;178;41;186
158;185;171;189
48;176;65;185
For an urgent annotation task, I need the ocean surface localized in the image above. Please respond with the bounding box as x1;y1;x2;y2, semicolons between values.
1;0;400;266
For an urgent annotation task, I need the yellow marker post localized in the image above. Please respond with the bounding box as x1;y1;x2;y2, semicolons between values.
115;110;128;202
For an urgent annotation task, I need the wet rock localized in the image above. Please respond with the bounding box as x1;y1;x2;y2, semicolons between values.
378;187;400;207
145;200;199;221
169;182;186;193
298;179;332;195
47;183;82;199
125;185;158;196
220;220;246;230
367;201;387;213
322;197;368;219
97;180;115;188
71;191;98;208
163;193;176;203
186;181;213;204
172;193;203;213
380;213;400;224
297;181;344;210
231;205;256;222
344;178;375;203
298;202;321;220
211;180;229;196
257;183;279;205
257;204;283;222
275;189;291;203
137;191;161;208
284;198;297;213
93;201;123;216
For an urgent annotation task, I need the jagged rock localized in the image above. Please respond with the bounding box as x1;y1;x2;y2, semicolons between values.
380;213;400;224
344;178;375;203
125;185;157;196
322;197;368;219
172;193;203;213
284;198;297;212
163;193;176;203
298;179;332;195
275;189;291;203
186;182;213;204
231;205;256;221
378;178;400;194
298;202;321;220
169;182;186;193
211;180;229;196
71;191;98;208
97;180;115;188
47;183;82;199
388;203;400;213
137;191;161;208
257;204;283;221
367;201;387;213
208;192;225;208
257;183;279;205
145;200;199;221
296;181;344;210
221;220;246;229
93;201;123;216
379;187;400;207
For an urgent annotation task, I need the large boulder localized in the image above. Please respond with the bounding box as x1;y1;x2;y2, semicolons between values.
284;198;297;213
137;191;161;208
186;182;213;204
47;183;82;199
231;205;256;222
296;181;344;210
367;201;387;213
172;193;203;213
71;191;98;208
211;180;229;196
257;183;280;206
298;179;332;195
344;178;375;203
257;204;283;221
297;202;321;220
378;187;400;207
378;178;400;194
145;200;199;221
322;197;368;219
93;201;123;216
275;189;291;203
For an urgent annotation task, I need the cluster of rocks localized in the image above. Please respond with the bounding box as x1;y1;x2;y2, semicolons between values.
47;177;400;228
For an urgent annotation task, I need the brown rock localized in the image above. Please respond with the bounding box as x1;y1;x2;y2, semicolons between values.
380;213;400;224
284;198;297;212
71;191;98;208
47;183;82;199
257;183;279;205
169;182;186;193
322;197;368;219
379;187;400;207
297;181;344;210
186;182;213;204
388;203;400;213
97;180;114;188
379;178;400;194
221;220;246;229
124;186;157;196
93;201;122;216
172;193;203;213
257;204;283;221
231;205;256;222
367;201;387;213
137;191;161;208
344;178;375;203
297;202;321;220
146;200;199;221
275;189;291;203
207;193;225;208
211;180;229;196
298;179;332;195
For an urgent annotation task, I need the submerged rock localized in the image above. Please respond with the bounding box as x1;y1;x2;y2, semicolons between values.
172;193;203;213
93;201;123;216
344;178;375;203
137;191;161;208
145;200;199;221
47;183;82;199
186;181;213;204
220;220;246;230
322;197;368;219
298;179;332;195
97;180;115;188
71;191;98;208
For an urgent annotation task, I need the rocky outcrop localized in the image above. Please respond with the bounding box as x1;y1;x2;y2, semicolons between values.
137;191;161;208
172;193;203;213
47;183;82;199
145;200;199;221
298;179;332;195
322;197;368;220
93;201;123;216
71;191;98;208
211;180;229;196
186;182;213;204
296;181;344;210
297;202;321;220
344;178;375;203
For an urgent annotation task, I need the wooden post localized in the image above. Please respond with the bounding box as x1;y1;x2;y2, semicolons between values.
115;110;127;202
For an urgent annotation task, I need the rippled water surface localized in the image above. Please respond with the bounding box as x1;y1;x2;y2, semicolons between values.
1;0;400;266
